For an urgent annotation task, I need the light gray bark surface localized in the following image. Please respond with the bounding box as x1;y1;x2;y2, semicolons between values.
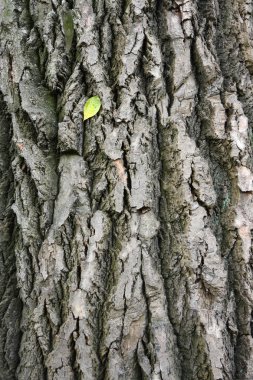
0;0;253;379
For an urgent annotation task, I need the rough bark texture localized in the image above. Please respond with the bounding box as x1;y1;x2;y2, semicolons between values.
0;0;253;379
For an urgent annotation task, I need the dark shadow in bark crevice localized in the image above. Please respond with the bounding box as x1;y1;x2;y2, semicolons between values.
0;91;23;379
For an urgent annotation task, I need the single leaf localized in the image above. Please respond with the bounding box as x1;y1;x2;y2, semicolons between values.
83;96;101;120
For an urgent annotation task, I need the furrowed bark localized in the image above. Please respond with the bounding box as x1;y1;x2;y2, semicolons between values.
0;0;253;379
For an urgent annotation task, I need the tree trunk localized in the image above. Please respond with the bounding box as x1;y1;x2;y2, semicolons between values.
1;0;253;379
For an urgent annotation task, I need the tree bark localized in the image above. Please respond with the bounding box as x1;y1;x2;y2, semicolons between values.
0;0;253;379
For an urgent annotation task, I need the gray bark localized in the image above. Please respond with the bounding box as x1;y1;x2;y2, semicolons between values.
0;0;253;379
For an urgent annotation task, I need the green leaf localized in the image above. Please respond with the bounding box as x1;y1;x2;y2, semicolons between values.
83;96;101;121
